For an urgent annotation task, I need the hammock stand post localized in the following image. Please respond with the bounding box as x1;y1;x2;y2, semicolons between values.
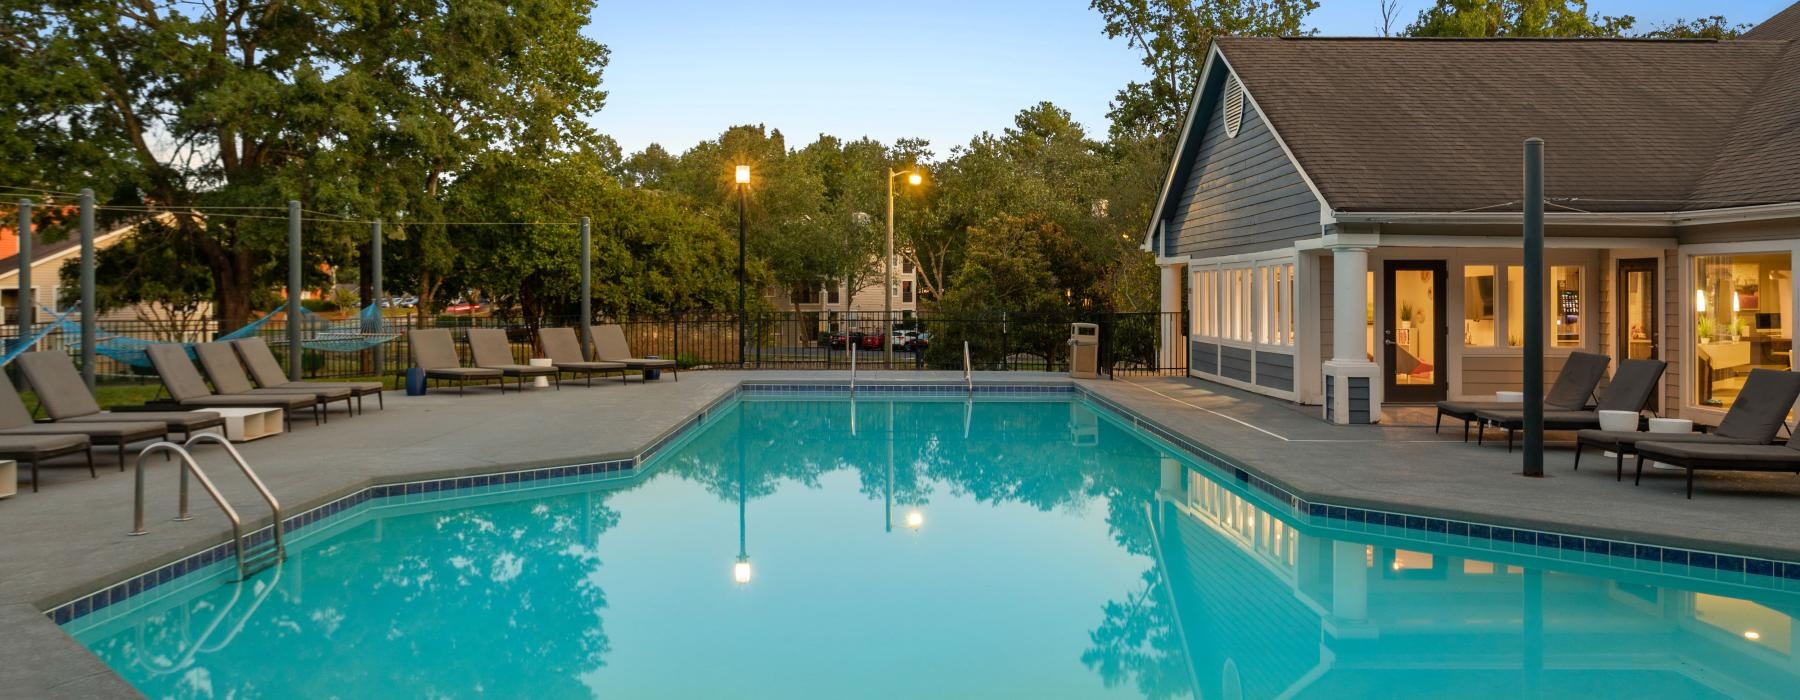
287;201;302;381
79;189;97;391
369;218;383;380
15;199;32;344
580;216;591;358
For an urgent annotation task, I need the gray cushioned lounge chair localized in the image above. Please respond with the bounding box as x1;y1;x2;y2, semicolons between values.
588;324;677;381
0;433;92;492
467;328;559;392
409;329;503;395
1436;351;1609;441
539;327;626;386
1574;368;1800;481
15;351;225;439
146;344;316;429
1475;358;1667;453
0;372;164;473
233;338;385;413
194;342;353;422
1631;440;1800;499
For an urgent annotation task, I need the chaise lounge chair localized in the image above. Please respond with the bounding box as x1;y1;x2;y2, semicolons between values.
1475;358;1667;453
539;327;626;386
1631;439;1800;499
15;351;226;440
409;329;503;395
1574;368;1800;482
146;344;317;429
587;324;677;381
467;328;559;392
232;338;385;414
0;433;92;493
0;372;165;474
194;342;354;422
1436;351;1609;442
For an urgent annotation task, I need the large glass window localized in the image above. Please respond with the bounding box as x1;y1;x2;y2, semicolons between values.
1693;253;1792;409
1506;265;1525;348
1463;265;1496;347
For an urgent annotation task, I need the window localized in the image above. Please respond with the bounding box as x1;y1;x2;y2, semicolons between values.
902;258;914;274
901;281;913;303
1551;265;1582;348
1191;261;1295;347
1693;252;1792;410
1506;265;1525;347
1463;265;1496;347
827;284;841;305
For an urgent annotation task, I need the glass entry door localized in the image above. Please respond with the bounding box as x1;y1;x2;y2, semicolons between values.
1617;258;1659;411
1384;261;1448;403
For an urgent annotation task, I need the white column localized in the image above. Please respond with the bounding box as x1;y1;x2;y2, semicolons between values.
1160;263;1185;370
1332;246;1369;363
1322;243;1382;424
1331;540;1368;620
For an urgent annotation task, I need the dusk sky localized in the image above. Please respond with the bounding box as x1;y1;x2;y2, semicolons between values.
588;1;1794;158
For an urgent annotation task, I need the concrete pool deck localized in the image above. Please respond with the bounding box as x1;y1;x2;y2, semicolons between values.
3;369;1799;697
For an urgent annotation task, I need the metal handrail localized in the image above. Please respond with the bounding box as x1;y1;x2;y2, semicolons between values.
963;341;973;394
132;443;246;577
185;433;285;560
850;340;857;397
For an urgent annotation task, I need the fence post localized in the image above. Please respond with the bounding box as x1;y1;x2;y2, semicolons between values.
1000;312;1009;371
79;190;97;391
286;201;303;381
672;315;681;369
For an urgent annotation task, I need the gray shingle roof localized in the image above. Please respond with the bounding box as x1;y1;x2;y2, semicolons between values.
1214;36;1796;213
1746;2;1800;41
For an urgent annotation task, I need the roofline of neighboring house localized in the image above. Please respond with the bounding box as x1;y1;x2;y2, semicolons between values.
0;215;166;284
1330;201;1800;228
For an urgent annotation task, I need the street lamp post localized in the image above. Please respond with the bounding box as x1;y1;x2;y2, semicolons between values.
885;168;923;367
736;165;750;369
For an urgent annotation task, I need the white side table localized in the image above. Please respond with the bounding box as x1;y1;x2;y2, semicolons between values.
530;358;553;388
1597;410;1639;458
1646;417;1694;470
196;407;285;442
1495;391;1524;403
0;459;15;499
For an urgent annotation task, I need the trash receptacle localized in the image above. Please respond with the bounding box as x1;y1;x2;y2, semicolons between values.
1069;323;1099;379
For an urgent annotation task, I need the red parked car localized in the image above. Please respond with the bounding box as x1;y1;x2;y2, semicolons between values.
827;330;884;350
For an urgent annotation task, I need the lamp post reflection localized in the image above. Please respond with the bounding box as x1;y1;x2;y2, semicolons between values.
733;409;752;585
884;400;924;533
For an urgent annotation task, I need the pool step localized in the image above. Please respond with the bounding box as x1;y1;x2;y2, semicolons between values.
239;540;283;579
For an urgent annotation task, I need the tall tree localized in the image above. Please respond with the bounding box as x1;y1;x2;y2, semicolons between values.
1405;0;1635;37
8;0;609;328
1642;16;1751;39
1090;0;1318;145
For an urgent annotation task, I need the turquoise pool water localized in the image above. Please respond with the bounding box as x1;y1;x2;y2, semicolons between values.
68;396;1800;698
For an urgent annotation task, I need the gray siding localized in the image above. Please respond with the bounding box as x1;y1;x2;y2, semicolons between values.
1220;346;1254;382
1169;86;1321;259
1191;340;1219;374
1255;352;1295;391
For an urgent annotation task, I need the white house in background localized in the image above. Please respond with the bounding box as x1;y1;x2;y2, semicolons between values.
0;212;212;327
765;253;921;327
1144;3;1800;425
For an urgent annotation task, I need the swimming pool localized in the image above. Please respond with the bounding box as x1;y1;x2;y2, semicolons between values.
64;393;1800;698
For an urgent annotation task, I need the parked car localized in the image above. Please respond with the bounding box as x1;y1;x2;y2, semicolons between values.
858;332;884;350
893;330;925;351
827;330;884;350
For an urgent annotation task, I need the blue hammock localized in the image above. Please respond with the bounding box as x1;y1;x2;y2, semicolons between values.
0;307;80;366
267;304;398;353
56;302;285;369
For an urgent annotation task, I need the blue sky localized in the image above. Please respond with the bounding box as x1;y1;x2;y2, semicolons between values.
587;1;1794;157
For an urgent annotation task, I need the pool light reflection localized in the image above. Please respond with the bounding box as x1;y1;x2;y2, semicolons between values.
733;557;753;585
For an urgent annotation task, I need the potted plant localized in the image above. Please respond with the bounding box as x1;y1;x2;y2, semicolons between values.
1697;315;1715;341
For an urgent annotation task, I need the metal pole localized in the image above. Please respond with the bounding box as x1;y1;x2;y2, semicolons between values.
16;199;32;340
1523;138;1546;477
79;190;96;391
737;184;747;368
580;216;592;358
369;218;383;377
885;170;895;368
287;201;302;381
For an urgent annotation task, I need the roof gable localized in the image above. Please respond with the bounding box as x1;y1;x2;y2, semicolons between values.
1746;2;1800;41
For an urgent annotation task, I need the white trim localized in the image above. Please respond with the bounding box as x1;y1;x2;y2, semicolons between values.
1332;201;1800;227
1301;232;1676;251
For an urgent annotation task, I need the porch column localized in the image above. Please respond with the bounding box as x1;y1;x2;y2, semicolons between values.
1159;263;1186;370
1322;244;1382;424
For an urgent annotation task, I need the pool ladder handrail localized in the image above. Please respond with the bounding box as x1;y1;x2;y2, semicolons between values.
850;339;857;397
131;435;286;580
963;341;972;395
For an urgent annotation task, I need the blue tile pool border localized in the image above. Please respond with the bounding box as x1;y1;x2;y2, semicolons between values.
1073;385;1800;587
52;379;1800;625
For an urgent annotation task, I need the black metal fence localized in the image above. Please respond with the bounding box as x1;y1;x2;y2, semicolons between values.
8;310;1188;381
